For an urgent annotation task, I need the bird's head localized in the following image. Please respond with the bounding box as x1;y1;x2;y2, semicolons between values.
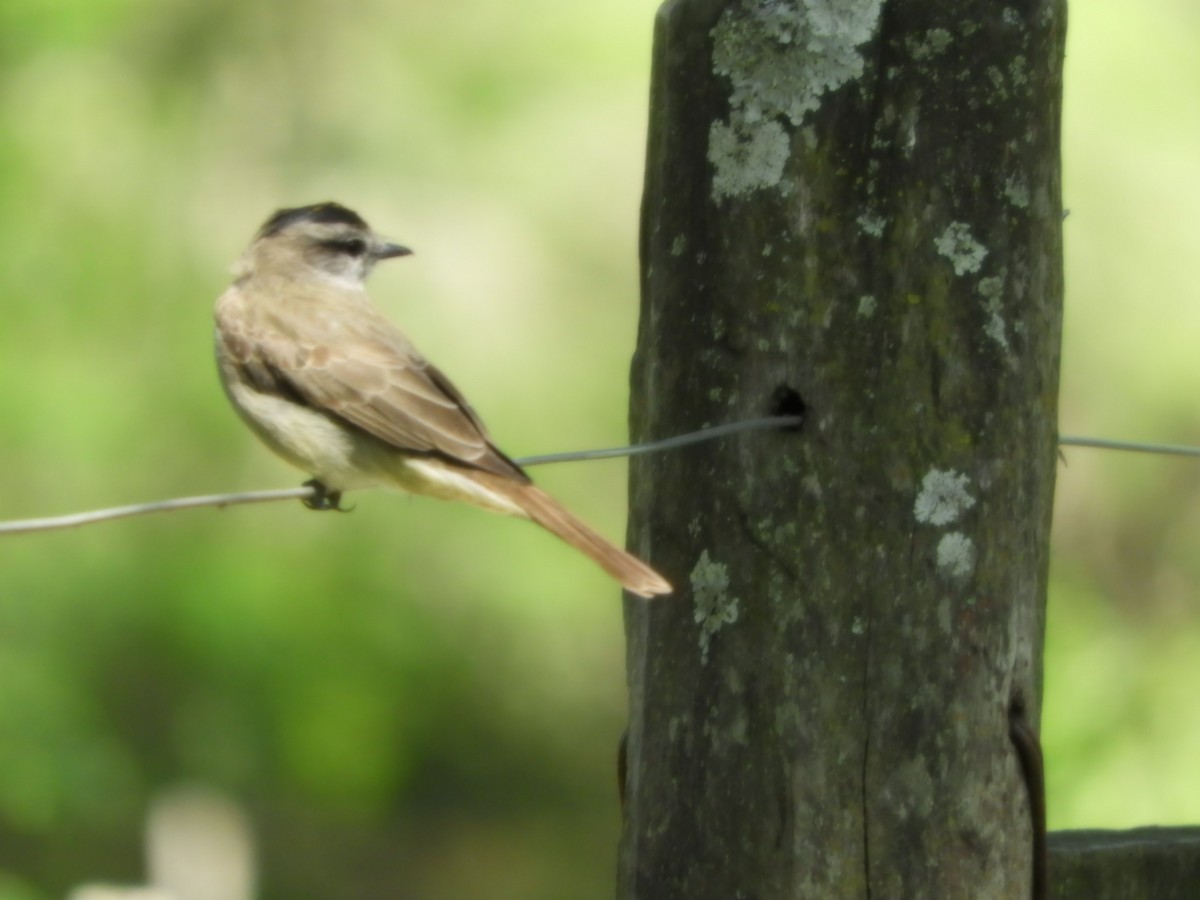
235;202;411;287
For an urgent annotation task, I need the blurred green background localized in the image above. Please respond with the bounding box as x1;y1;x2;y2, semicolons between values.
0;1;1197;897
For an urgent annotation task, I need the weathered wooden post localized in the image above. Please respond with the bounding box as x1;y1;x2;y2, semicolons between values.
622;1;1066;896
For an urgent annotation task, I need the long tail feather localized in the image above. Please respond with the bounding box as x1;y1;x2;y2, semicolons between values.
482;477;671;598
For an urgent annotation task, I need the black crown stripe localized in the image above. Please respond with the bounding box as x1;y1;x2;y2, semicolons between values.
258;202;368;238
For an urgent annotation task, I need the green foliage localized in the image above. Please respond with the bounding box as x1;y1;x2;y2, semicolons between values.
0;1;649;896
0;0;1197;897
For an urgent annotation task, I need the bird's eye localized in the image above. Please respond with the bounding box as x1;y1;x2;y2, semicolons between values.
327;237;367;256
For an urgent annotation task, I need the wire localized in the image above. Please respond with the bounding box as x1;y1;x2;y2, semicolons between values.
513;416;803;466
0;415;802;536
1059;435;1200;459
1;421;1196;537
0;488;315;536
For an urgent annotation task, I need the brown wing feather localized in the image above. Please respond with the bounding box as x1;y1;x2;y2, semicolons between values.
221;296;528;481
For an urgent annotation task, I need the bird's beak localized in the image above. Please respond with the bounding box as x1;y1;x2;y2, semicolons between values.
374;241;413;260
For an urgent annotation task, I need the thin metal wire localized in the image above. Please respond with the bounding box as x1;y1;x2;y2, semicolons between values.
1;422;1197;537
1059;435;1200;459
513;416;803;466
0;488;316;535
0;416;802;536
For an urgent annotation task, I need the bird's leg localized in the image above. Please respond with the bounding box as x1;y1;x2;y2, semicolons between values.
302;479;353;512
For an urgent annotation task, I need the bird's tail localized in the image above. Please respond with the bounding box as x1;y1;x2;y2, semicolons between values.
478;476;672;598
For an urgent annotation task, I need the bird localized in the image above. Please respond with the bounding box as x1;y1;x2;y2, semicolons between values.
213;202;671;597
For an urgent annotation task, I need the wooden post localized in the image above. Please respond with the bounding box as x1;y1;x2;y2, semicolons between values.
1049;828;1200;900
622;1;1066;897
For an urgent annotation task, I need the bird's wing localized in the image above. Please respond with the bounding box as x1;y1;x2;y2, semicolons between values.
217;300;528;481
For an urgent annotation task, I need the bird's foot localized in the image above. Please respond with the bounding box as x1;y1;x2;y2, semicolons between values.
302;479;354;512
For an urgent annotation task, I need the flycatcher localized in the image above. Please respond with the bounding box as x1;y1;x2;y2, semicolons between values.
214;202;671;597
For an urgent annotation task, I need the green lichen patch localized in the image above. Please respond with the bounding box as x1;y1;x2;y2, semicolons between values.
707;0;883;201
933;222;988;275
914;469;976;526
691;550;741;664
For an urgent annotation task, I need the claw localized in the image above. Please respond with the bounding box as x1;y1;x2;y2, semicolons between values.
302;479;354;512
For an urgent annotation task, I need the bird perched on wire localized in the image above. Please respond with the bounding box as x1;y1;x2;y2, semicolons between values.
213;202;671;597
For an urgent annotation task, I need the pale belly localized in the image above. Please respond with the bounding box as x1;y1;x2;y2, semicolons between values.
226;382;387;490
225;381;524;516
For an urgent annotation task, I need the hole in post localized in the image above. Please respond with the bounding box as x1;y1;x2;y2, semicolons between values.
769;385;806;431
